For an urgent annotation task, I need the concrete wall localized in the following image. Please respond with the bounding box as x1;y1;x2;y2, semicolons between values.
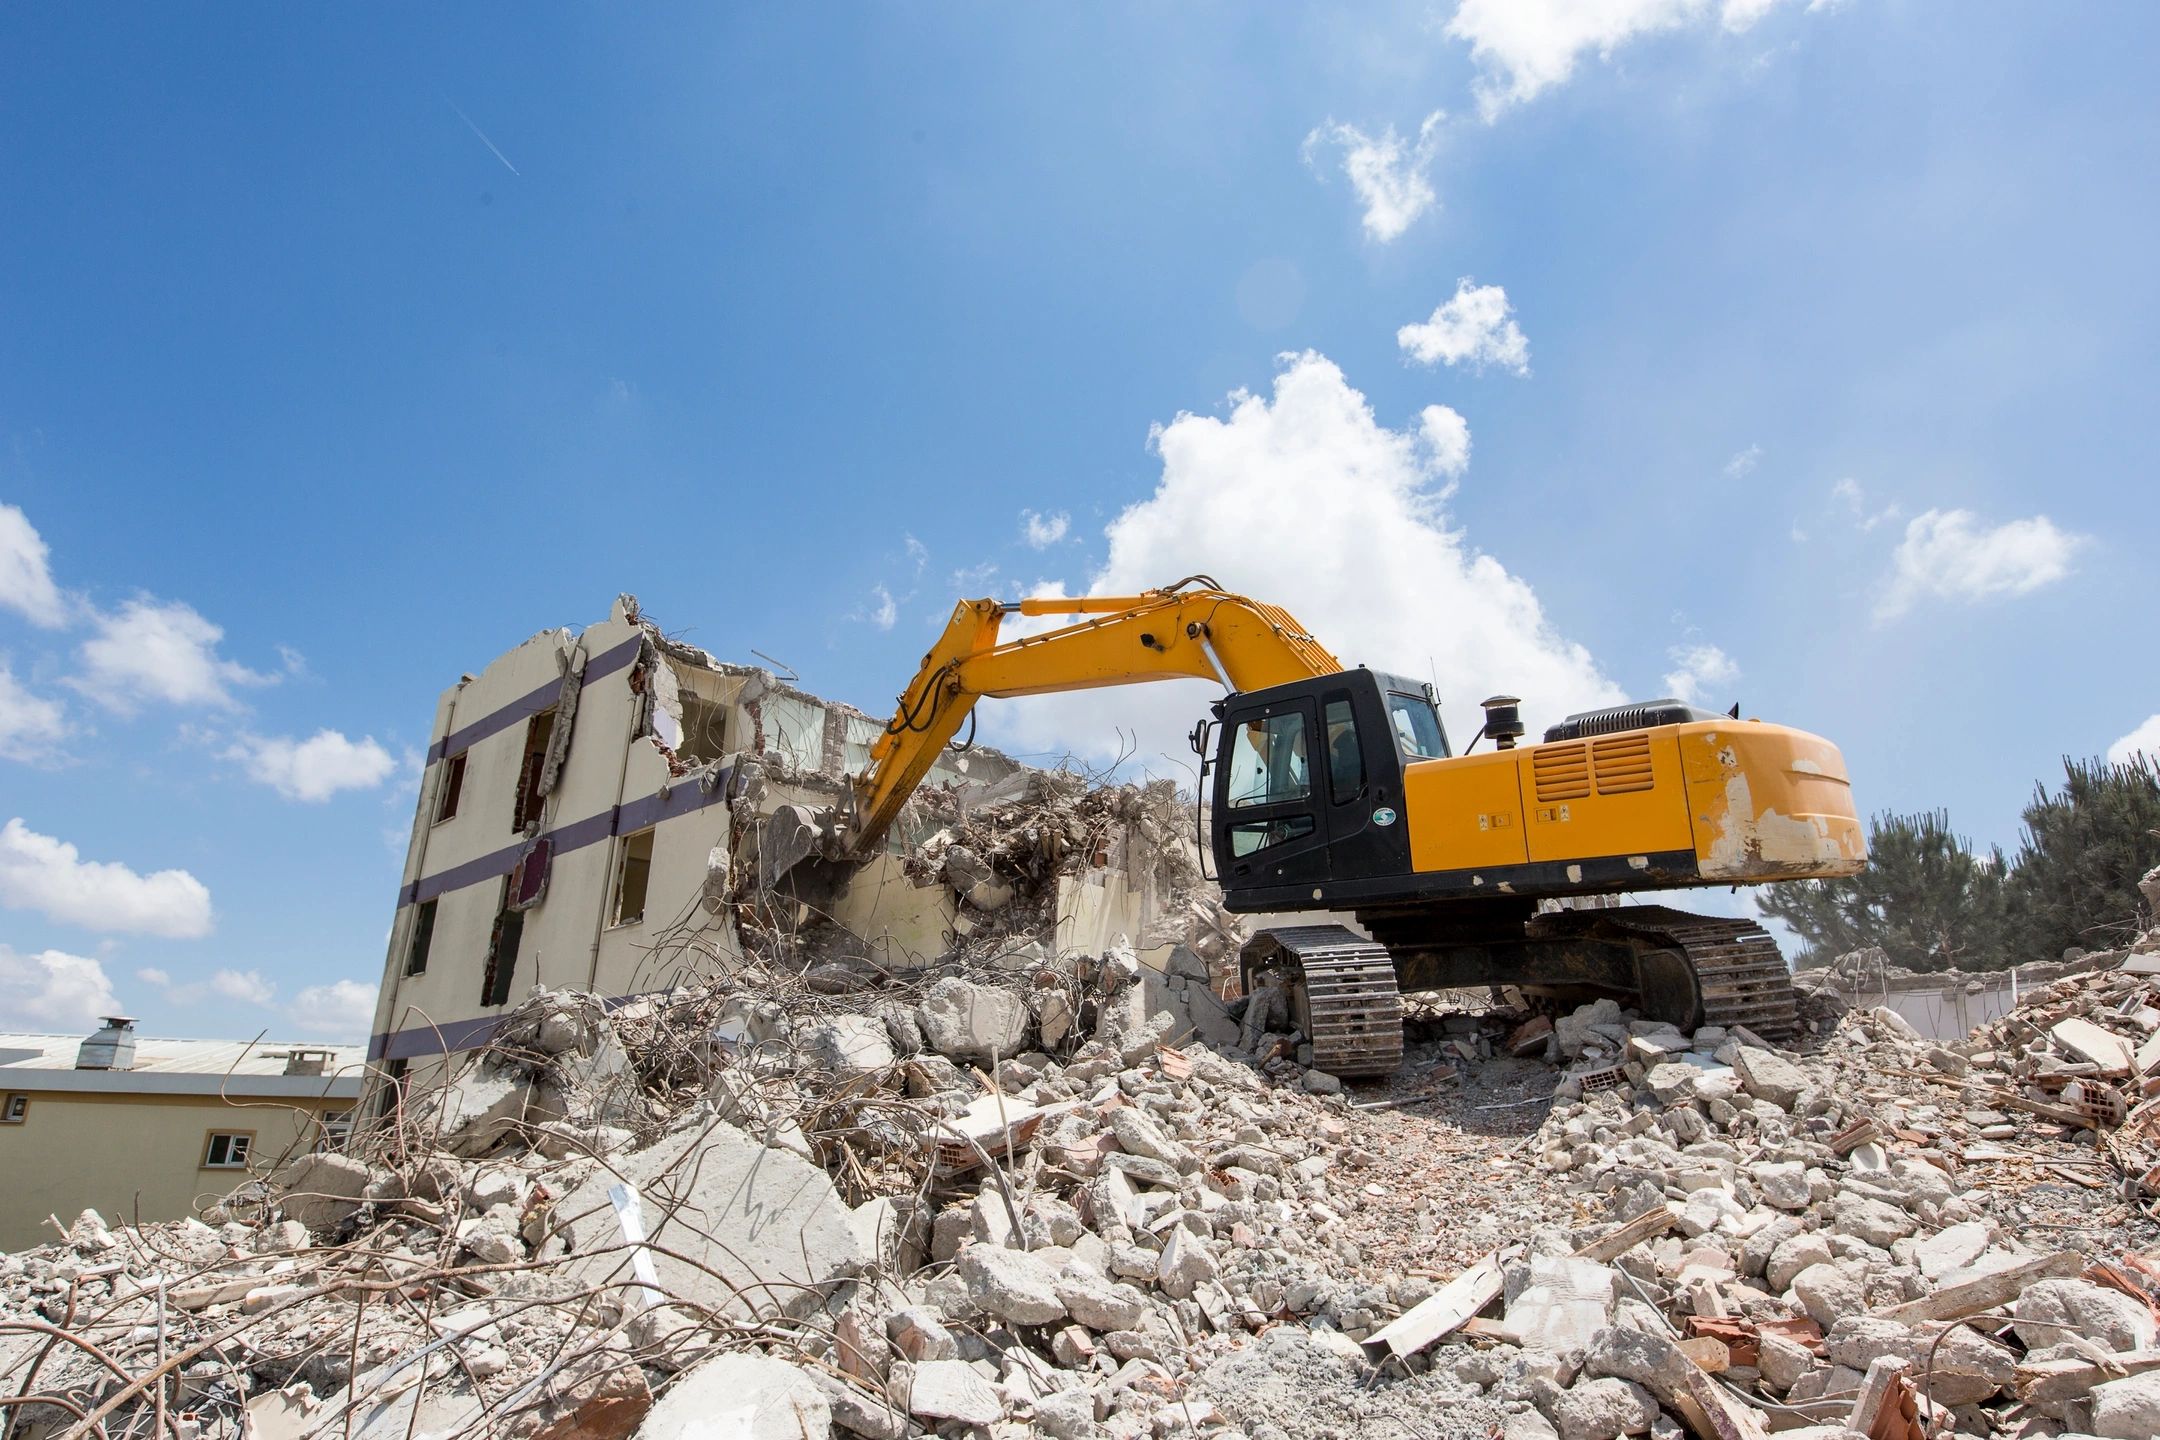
0;1090;345;1250
1870;977;2021;1042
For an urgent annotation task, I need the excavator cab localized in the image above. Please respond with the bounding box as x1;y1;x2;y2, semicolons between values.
1199;669;1440;898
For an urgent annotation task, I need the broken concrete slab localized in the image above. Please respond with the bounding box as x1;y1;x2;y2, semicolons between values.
1503;1255;1616;1354
1731;1045;1808;1109
271;1152;381;1232
556;1120;867;1320
636;1353;830;1439
903;1358;1004;1427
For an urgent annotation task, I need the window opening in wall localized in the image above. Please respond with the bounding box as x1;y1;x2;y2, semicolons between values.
404;899;438;976
203;1132;253;1168
434;752;468;823
317;1110;353;1152
675;687;729;765
480;879;525;1007
1;1094;26;1124
374;1058;408;1120
512;709;557;832
612;829;655;928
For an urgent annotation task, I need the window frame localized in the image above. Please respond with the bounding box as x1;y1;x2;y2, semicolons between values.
404;897;438;977
1322;693;1365;805
433;751;468;824
1;1093;27;1124
201;1130;255;1170
609;828;657;930
1225;710;1313;812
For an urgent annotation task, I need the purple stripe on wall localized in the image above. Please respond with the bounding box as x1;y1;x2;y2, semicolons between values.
395;765;736;909
370;990;662;1062
425;635;642;764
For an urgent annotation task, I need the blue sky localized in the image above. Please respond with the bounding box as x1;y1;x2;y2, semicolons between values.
2;2;2154;1039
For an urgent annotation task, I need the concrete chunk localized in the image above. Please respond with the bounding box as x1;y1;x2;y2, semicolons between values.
558;1122;867;1320
917;978;1029;1062
904;1359;1003;1427
955;1243;1068;1326
1732;1046;1807;1109
634;1353;829;1440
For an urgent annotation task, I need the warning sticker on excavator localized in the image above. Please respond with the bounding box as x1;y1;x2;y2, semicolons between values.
1372;807;1397;826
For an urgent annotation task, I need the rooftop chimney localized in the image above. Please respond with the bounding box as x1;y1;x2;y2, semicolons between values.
282;1048;331;1077
76;1016;137;1071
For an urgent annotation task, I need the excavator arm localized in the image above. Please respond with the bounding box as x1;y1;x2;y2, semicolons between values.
848;577;1340;852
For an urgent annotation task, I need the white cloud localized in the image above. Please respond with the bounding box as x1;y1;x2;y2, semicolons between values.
1398;279;1531;375
0;944;122;1031
211;968;276;1007
1723;444;1762;478
1447;0;1803;118
1832;477;1901;533
1303;112;1446;242
904;535;929;577
225;729;398;803
0;662;68;763
135;966;171;987
0;817;214;938
0;504;67;629
1021;510;1071;549
287;979;376;1040
1662;642;1739;707
981;352;1621;773
2108;715;2160;767
72;598;276;713
1876;509;2085;621
1418;404;1473;480
867;586;898;631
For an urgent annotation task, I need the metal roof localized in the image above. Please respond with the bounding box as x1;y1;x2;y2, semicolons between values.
0;1033;367;1099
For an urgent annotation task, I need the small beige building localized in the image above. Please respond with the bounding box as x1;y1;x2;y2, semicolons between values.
0;1020;362;1251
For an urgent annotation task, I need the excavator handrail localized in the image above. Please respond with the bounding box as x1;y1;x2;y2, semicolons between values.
845;582;1342;853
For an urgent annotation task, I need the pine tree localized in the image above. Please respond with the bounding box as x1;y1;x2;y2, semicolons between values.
1758;810;2006;972
2002;754;2160;962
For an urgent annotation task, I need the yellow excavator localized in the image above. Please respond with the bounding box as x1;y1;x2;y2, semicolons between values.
804;577;1864;1076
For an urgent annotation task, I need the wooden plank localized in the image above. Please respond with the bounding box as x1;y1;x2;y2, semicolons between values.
1362;1246;1519;1359
1874;1252;2085;1322
1571;1203;1681;1264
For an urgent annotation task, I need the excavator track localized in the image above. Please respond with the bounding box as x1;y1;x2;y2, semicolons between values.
1240;925;1403;1078
1569;904;1800;1042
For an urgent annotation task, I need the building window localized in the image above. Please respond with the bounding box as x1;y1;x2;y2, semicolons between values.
203;1132;254;1169
512;709;556;833
1;1094;27;1124
479;879;525;1007
317;1110;353;1152
404;899;438;976
611;829;655;928
434;752;468;823
374;1058;408;1121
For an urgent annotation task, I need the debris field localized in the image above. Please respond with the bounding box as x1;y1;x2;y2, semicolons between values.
7;780;2160;1440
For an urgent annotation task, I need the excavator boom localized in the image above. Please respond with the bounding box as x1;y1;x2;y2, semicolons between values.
849;578;1337;851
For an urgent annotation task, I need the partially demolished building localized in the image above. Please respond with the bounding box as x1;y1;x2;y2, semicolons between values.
366;597;1237;1114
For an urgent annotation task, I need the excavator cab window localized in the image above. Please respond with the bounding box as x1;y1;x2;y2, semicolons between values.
1226;711;1310;809
1324;696;1363;800
1386;691;1449;759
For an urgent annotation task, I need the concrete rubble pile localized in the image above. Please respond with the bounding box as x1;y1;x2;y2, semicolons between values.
9;870;2160;1439
0;923;1480;1439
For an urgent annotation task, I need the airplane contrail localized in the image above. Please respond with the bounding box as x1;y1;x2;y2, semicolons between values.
443;96;520;177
